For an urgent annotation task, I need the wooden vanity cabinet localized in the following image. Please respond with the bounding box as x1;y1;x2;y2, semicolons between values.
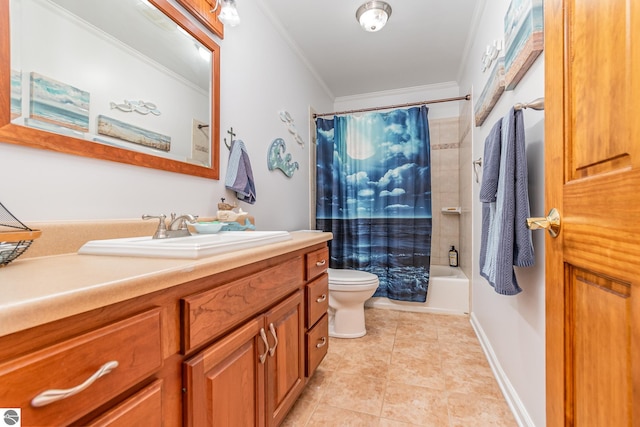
0;239;330;427
183;291;304;427
304;248;329;377
182;245;329;427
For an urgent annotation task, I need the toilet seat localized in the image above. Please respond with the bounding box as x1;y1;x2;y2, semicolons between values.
328;268;379;291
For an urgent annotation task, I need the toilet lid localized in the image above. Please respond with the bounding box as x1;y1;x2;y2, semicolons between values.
328;268;379;286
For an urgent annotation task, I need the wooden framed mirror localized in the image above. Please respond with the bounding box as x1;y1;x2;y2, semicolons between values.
0;0;220;179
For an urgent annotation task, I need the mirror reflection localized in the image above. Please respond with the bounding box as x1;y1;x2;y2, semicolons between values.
7;0;219;174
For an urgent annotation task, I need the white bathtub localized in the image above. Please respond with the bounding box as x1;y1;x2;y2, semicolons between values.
364;265;469;315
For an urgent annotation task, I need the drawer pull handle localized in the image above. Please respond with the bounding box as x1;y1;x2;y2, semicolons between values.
316;294;327;303
316;260;326;267
316;337;327;348
268;323;279;357
259;328;269;364
31;361;119;408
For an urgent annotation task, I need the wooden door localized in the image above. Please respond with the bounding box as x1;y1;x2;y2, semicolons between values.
183;317;267;427
264;291;305;427
545;0;640;426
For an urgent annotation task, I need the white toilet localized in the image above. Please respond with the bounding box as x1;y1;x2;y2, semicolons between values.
327;268;379;338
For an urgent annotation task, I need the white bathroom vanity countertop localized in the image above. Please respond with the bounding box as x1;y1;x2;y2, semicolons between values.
0;231;332;337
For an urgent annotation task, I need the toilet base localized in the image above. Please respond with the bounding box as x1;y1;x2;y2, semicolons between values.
328;306;367;339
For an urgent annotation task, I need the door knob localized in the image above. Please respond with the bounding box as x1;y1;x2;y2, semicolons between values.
527;208;561;237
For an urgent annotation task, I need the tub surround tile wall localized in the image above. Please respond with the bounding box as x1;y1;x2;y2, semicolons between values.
458;97;473;281
430;118;461;266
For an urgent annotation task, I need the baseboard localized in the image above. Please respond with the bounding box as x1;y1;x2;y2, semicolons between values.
469;312;536;427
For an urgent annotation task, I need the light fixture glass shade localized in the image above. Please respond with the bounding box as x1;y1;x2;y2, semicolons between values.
356;1;392;32
218;0;240;27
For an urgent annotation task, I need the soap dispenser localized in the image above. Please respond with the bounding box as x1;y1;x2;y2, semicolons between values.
449;245;459;267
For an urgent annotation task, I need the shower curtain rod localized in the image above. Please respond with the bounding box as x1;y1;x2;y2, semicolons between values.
313;94;471;118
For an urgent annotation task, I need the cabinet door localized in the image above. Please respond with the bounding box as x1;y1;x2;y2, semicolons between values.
264;291;305;427
183;317;267;427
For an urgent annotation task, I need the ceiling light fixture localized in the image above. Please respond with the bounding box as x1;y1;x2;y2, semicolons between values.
356;1;392;32
211;0;240;27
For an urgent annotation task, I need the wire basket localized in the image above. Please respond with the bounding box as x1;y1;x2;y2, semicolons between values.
0;201;41;267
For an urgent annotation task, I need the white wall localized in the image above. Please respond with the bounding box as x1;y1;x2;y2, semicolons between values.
457;1;546;426
0;0;333;231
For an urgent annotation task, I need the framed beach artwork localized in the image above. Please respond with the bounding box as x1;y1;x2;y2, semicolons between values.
29;72;90;132
189;119;210;166
97;115;171;152
10;70;21;119
503;0;544;90
474;57;506;127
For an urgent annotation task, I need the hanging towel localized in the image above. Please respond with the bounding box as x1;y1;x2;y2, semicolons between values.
479;118;502;284
225;139;256;204
479;108;534;295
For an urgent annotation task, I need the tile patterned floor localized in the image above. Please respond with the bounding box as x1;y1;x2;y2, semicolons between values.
282;308;517;426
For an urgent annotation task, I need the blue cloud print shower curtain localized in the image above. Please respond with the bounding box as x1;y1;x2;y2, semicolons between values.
316;106;432;302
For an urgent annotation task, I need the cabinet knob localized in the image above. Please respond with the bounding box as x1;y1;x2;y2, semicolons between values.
316;294;327;303
316;259;326;267
316;337;327;348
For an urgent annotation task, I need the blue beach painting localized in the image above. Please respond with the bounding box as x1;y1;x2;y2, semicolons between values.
24;117;85;138
10;70;21;119
504;0;544;89
29;72;90;132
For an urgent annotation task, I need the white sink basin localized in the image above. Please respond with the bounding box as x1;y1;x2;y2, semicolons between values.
78;231;292;259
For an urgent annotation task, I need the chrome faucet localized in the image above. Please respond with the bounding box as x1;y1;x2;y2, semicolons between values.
143;213;198;239
168;213;198;234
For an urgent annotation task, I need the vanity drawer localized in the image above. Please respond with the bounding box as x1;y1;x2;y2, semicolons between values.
306;273;329;328
182;256;303;352
86;379;163;427
0;309;163;427
306;247;329;280
305;314;329;377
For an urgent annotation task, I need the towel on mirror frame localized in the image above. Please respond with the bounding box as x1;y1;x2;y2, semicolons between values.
479;107;534;295
225;139;256;204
